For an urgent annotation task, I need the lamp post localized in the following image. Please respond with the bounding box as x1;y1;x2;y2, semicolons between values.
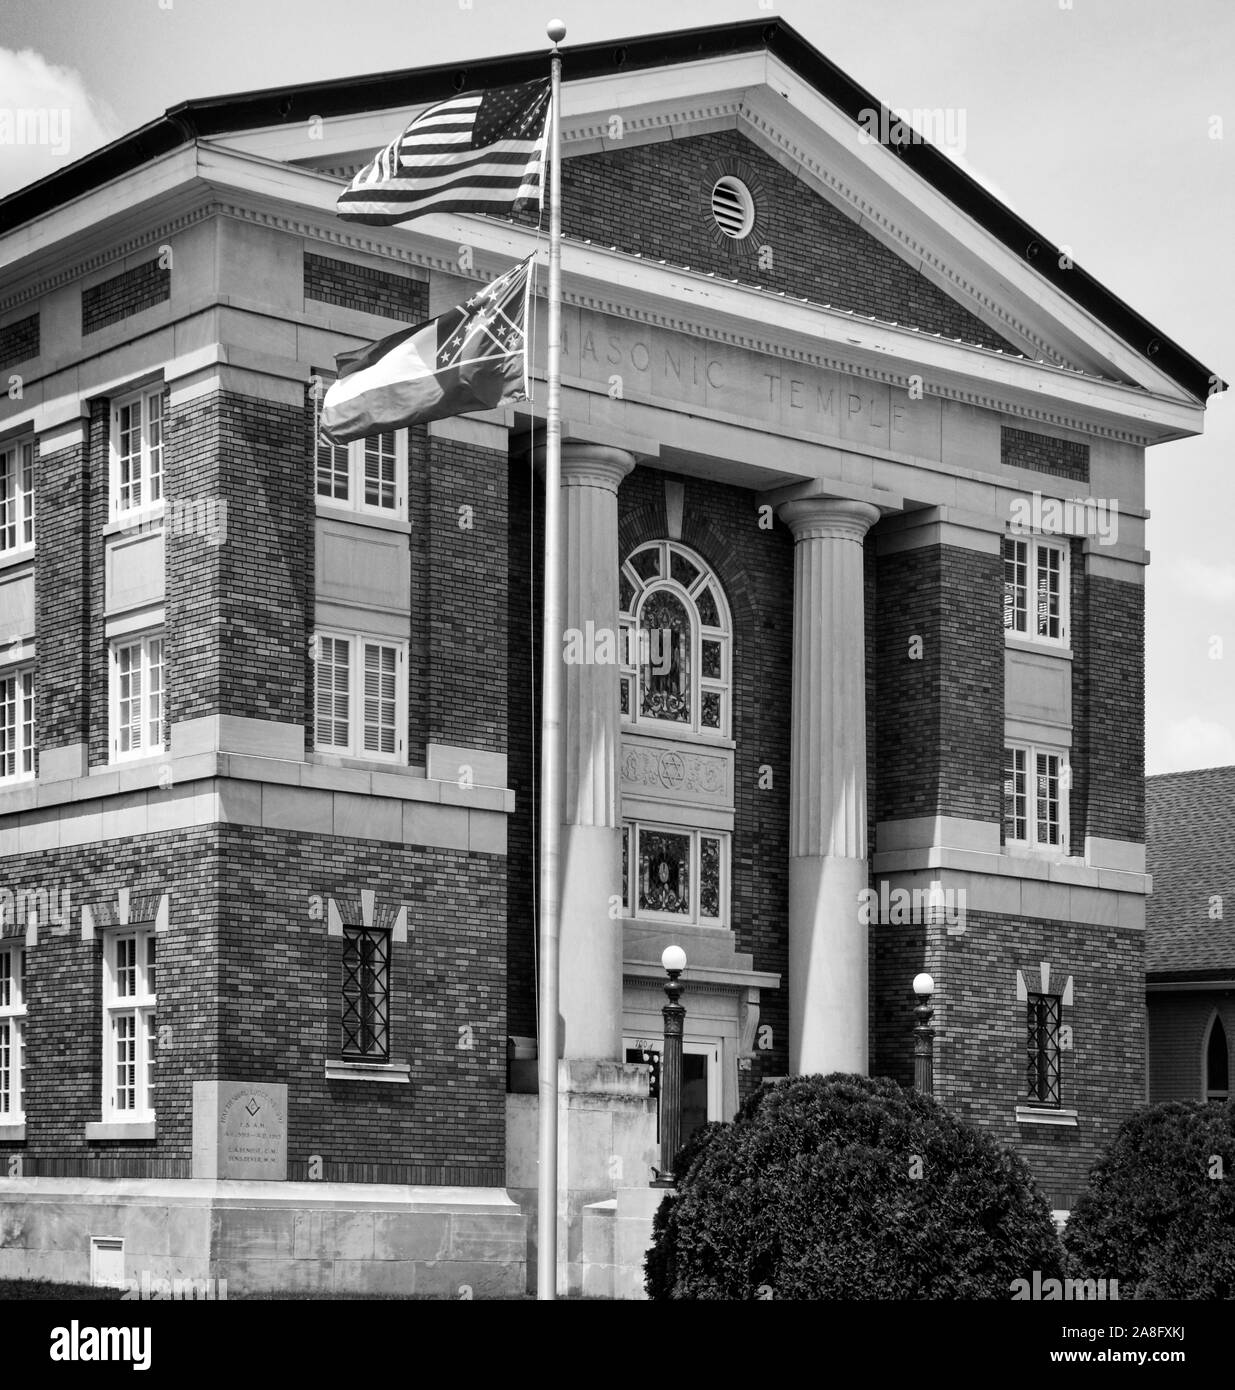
912;972;935;1097
652;945;686;1187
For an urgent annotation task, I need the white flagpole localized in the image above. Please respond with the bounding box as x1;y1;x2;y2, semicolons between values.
536;16;567;1302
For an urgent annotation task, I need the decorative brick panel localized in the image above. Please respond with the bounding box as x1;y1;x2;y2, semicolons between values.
304;253;424;321
521;130;1021;354
875;544;1003;825
1001;426;1089;483
34;437;89;756
1078;573;1144;842
426;436;508;755
165;389;314;730
0;313;39;371
81;260;170;336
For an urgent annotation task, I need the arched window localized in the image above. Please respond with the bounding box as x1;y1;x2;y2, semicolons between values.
619;541;731;738
1204;1013;1229;1101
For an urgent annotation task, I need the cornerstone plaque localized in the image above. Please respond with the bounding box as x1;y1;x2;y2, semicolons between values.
192;1080;288;1180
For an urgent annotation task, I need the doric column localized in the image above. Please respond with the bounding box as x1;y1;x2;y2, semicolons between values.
778;497;881;1075
558;444;635;1058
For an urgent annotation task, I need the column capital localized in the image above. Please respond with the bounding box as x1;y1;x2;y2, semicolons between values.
532;442;635;492
778;497;881;544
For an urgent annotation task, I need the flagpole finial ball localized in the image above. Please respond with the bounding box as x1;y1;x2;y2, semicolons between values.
547;19;567;44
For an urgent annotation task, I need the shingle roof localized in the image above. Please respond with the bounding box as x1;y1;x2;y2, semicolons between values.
1146;766;1235;979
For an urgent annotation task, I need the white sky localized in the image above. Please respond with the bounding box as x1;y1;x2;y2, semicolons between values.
0;0;1230;774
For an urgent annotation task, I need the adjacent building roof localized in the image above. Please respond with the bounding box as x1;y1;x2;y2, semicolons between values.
1146;765;1235;980
0;18;1223;403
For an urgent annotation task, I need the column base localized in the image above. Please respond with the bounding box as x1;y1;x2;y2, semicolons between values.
788;855;869;1075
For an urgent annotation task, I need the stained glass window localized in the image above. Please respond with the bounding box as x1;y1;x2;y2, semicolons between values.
640;590;690;723
700;837;721;919
639;830;691;914
619;541;731;737
623;823;727;927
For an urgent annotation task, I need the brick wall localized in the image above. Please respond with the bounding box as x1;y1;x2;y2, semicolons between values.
82;260;170;336
0;829;219;1176
871;908;1145;1207
426;436;508;755
166;389;314;731
530;130;1020;353
0;821;508;1183
34;436;89;759
1078;574;1144;842
875;543;1003;827
217;824;506;1182
505;452;538;1040
1147;992;1235;1104
0;313;39;371
1001;426;1089;483
304;253;423;320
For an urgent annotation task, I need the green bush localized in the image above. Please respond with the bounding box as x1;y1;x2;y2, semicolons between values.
1064;1099;1235;1299
645;1073;1063;1299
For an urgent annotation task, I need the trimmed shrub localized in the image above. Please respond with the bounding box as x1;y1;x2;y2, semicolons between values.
1064;1099;1235;1299
645;1073;1063;1299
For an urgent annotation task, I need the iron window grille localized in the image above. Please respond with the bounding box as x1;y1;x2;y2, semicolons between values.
1026;992;1062;1106
341;926;390;1061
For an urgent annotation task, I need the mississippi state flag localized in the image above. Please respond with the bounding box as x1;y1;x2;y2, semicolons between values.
319;256;535;444
336;81;550;225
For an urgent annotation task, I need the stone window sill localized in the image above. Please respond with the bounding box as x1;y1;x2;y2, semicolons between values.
85;1120;157;1140
326;1060;410;1084
1015;1105;1078;1128
1004;634;1073;660
315;501;410;535
0;1123;26;1141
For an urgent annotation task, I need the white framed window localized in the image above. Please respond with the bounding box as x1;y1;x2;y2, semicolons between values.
0;945;26;1124
0;437;34;555
313;630;407;763
110;632;164;761
1004;744;1068;851
1003;536;1069;646
0;666;34;783
102;926;156;1123
312;376;407;518
619;540;732;738
110;386;164;519
620;821;728;928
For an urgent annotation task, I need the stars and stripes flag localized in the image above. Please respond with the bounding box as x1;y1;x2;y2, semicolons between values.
336;80;551;225
318;255;535;444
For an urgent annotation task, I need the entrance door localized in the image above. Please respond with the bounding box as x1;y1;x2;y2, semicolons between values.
624;1037;721;1150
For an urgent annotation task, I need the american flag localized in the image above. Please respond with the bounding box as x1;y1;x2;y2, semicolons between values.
337;81;551;226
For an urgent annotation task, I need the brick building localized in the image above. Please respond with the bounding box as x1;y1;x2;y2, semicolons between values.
0;20;1221;1296
1146;768;1235;1105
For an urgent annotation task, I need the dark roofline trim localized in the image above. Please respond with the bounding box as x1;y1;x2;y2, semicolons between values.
0;18;1223;402
1147;974;1235;988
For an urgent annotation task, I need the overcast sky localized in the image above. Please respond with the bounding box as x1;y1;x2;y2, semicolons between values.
1;0;1230;775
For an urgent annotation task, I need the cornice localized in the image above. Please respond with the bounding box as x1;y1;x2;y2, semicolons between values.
0;200;216;317
1;184;1167;447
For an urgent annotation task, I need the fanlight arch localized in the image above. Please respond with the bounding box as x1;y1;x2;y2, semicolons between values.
618;540;732;738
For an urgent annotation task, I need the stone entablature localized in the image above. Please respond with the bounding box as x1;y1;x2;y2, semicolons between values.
619;731;733;821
